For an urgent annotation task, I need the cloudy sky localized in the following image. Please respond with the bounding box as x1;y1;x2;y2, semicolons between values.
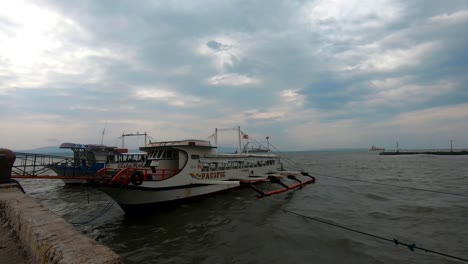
1;0;467;151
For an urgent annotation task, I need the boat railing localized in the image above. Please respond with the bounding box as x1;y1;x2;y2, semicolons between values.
100;167;180;185
12;152;75;176
140;168;180;181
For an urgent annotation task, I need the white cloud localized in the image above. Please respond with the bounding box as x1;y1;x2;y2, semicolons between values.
430;10;468;24
243;109;285;120
134;87;205;107
389;103;468;126
364;78;458;107
299;0;403;38
281;89;305;106
207;73;259;86
342;42;440;72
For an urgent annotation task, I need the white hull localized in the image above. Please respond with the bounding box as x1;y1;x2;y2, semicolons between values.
101;182;239;206
61;178;88;185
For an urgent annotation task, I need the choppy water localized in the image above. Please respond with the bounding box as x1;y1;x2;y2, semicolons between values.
17;151;468;264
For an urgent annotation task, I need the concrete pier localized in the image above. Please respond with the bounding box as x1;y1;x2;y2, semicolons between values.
0;148;122;263
0;184;122;263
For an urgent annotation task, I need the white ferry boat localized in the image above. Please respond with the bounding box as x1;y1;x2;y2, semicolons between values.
98;127;315;214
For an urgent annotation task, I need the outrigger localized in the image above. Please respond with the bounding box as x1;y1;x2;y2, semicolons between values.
97;127;315;214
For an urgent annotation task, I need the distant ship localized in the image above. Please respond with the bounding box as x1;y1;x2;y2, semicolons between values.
370;145;385;151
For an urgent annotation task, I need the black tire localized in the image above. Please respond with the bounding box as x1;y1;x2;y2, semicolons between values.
130;171;144;185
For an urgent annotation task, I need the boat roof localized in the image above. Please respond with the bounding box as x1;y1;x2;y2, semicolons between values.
141;139;215;150
59;142;118;150
120;152;146;156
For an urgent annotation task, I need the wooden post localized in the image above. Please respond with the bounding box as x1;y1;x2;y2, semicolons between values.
0;148;16;183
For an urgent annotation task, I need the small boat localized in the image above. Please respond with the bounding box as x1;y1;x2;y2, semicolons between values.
98;127;315;214
50;143;146;184
370;145;385;151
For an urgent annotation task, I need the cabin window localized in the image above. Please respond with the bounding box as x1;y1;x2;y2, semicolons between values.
201;162;209;172
167;150;174;158
210;163;217;170
157;150;164;158
191;154;200;159
189;141;195;146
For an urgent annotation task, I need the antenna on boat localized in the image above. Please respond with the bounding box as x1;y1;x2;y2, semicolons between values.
238;126;242;155
101;120;107;145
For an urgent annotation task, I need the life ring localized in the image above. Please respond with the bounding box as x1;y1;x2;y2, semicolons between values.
130;171;144;185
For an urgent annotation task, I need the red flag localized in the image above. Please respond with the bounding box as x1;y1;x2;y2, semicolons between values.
243;134;248;139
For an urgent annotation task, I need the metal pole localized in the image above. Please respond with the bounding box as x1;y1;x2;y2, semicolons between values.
238;126;242;155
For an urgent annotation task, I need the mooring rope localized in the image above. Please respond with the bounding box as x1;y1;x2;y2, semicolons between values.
246;137;305;172
282;209;468;263
311;172;468;198
71;184;126;225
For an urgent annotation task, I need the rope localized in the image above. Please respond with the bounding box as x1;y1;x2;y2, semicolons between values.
282;209;468;263
71;184;126;225
245;136;304;172
311;172;468;198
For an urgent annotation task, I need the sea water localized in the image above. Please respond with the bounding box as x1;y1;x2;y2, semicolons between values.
17;151;468;264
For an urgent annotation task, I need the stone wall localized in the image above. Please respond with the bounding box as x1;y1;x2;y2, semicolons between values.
0;184;122;264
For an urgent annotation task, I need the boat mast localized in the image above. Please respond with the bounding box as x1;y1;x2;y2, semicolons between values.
100;121;107;145
238;126;242;155
121;132;149;148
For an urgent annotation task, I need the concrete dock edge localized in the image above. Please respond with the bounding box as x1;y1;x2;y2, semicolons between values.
0;184;122;264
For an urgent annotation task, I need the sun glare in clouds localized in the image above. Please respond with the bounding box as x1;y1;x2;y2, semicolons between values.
0;1;132;90
0;2;62;66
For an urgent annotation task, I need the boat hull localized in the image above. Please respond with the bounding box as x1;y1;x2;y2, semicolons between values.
100;183;239;214
50;166;97;184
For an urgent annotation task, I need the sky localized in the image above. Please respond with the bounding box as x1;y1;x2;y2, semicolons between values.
1;0;468;151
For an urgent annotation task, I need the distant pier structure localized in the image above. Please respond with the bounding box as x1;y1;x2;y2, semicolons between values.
379;139;468;155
